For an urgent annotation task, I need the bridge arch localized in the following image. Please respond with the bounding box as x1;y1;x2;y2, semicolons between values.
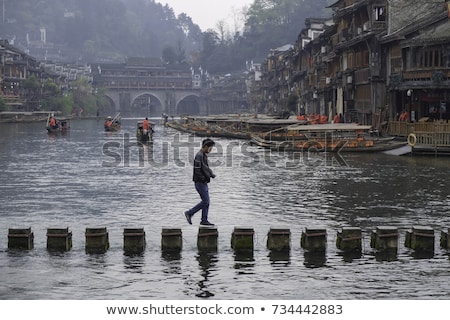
97;95;116;117
176;93;201;115
130;93;163;117
103;89;206;116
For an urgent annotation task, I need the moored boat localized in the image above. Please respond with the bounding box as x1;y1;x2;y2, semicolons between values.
166;114;307;140
251;123;407;152
166;117;250;139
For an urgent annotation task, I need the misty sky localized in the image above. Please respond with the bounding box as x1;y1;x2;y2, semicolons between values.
161;0;253;31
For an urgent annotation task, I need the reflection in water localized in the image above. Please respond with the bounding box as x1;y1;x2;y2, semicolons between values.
195;251;218;298
268;250;290;265
6;249;33;259
338;251;363;263
161;250;181;261
161;251;182;275
373;249;398;262
137;143;155;167
85;253;108;274
233;251;255;274
303;251;327;268
123;253;145;271
46;250;72;259
410;250;435;260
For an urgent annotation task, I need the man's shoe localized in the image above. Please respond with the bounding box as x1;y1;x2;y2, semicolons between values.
184;211;192;225
200;221;214;226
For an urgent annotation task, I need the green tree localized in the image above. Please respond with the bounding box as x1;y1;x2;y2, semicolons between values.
162;45;177;64
71;78;97;116
41;79;61;111
22;74;41;110
2;0;333;75
22;74;40;92
60;94;75;116
43;79;61;96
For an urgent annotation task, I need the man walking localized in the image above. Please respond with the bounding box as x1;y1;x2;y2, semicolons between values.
184;138;216;226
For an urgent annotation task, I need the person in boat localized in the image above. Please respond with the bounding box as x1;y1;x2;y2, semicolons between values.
49;116;58;129
162;113;169;125
105;116;112;128
333;113;340;124
184;138;216;226
319;114;328;124
339;113;345;123
143;117;149;134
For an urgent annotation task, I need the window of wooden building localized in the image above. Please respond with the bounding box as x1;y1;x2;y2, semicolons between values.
390;45;402;73
355;49;370;67
374;6;386;21
413;47;444;68
346;52;354;70
354;84;371;113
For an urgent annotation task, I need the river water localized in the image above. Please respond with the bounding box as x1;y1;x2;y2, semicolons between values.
0;118;449;300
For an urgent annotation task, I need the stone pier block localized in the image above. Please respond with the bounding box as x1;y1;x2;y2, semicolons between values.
231;227;254;251
336;227;362;252
301;227;327;251
370;226;398;251
8;227;34;250
440;228;450;249
85;227;109;253
267;228;290;251
197;227;218;251
47;227;72;251
405;226;434;252
161;228;182;251
124;228;146;254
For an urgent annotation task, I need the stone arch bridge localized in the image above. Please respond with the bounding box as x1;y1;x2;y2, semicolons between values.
104;88;206;116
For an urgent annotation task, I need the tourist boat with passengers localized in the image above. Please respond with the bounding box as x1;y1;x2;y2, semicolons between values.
251;123;407;152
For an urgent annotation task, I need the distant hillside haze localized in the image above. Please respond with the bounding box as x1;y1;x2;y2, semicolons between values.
0;0;332;74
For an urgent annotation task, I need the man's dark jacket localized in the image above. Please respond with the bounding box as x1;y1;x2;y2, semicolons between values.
193;150;215;183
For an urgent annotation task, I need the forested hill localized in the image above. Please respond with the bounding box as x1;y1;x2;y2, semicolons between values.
0;0;202;63
0;0;332;74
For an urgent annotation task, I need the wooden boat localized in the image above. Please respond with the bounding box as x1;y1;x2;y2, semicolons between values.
104;113;121;132
251;123;407;152
136;120;154;142
46;113;70;134
166;114;306;140
166;118;250;139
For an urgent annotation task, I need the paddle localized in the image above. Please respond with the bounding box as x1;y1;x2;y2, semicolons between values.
111;112;120;124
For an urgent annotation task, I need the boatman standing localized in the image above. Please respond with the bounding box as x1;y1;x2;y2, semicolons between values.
49;115;58;129
184;138;216;226
105;116;112;128
143;117;149;134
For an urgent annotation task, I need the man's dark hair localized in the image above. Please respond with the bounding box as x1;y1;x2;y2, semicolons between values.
202;138;215;148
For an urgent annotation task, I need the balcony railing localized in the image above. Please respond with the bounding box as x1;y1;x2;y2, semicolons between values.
102;80;198;90
388;121;450;137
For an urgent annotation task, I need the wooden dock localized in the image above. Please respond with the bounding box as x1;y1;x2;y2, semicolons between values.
388;120;450;155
